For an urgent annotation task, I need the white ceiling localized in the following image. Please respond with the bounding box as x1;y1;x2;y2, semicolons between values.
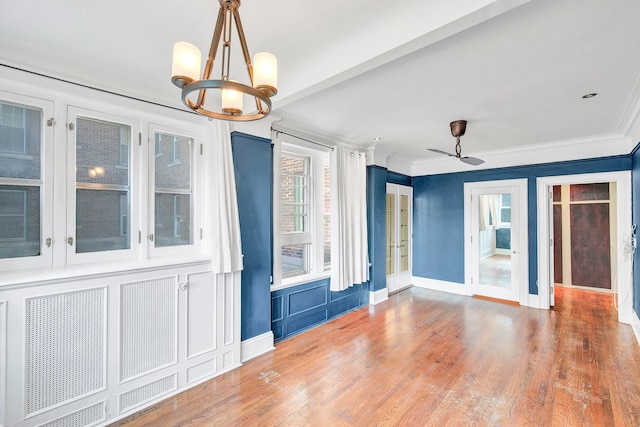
2;0;640;175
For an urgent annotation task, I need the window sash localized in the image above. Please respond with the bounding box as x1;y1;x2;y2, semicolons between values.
149;125;198;255
0;91;53;270
67;106;139;265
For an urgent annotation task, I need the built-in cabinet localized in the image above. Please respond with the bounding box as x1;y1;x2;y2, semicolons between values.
0;264;240;426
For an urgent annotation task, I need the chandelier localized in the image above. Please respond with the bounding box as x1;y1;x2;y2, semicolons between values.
171;0;277;121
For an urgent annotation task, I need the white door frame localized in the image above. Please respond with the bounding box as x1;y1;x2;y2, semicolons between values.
386;183;413;293
464;179;529;305
537;171;633;324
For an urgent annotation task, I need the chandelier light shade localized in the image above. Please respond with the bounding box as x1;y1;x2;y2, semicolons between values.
171;0;278;121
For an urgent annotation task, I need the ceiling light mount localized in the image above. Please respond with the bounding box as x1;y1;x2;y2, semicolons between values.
171;0;277;121
428;120;484;166
450;120;467;138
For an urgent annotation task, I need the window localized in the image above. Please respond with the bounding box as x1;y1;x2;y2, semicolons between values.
151;129;194;251
0;189;27;240
280;153;311;277
73;115;132;255
0;95;48;266
118;127;129;166
0;102;26;154
170;136;180;164
1;89;205;273
274;140;331;286
120;194;128;236
500;194;511;227
155;133;162;157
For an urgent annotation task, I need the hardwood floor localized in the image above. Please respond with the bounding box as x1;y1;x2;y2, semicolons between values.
112;286;640;426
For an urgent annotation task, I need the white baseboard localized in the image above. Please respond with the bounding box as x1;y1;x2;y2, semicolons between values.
241;331;274;362
370;287;389;305
412;276;468;296
526;293;540;309
631;310;640;346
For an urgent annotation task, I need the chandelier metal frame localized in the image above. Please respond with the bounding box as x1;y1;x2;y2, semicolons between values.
171;0;276;121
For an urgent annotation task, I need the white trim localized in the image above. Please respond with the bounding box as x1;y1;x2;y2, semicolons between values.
240;331;274;362
526;293;540;309
412;276;468;296
631;310;640;346
369;287;389;305
536;171;633;321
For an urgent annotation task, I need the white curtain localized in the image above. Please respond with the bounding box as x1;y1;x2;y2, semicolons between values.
330;146;369;291
478;195;501;231
210;121;243;274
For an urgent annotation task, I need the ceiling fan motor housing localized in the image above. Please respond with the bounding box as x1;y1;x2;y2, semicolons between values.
450;120;467;138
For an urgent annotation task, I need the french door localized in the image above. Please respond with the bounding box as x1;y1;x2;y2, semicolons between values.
386;183;412;294
465;179;528;304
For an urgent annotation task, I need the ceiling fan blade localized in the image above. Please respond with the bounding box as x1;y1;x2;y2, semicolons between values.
460;156;485;166
428;148;457;158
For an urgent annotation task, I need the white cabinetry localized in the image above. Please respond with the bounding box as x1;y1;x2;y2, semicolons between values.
0;263;240;426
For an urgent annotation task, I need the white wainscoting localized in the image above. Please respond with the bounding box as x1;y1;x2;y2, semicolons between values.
0;264;241;427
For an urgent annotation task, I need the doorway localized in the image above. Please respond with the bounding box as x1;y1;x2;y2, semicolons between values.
464;179;528;304
552;183;616;293
386;183;412;294
537;171;633;323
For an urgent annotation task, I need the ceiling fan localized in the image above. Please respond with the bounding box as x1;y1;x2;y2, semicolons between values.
428;120;485;166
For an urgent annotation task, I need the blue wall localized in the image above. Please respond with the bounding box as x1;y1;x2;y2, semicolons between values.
367;166;387;292
632;144;640;315
231;132;273;341
413;155;631;294
233;132;372;342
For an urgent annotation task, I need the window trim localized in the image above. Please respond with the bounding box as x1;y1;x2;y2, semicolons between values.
273;138;331;289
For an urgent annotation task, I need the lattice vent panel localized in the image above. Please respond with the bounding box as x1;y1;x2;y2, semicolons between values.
26;288;105;415
120;277;177;381
38;401;106;427
119;374;177;414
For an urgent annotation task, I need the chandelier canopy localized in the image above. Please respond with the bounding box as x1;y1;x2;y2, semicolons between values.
171;0;277;121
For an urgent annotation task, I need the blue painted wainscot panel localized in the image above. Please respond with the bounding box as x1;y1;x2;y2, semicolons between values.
272;278;369;342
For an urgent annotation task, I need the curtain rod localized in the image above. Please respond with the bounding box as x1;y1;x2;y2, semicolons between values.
0;63;195;115
272;128;335;151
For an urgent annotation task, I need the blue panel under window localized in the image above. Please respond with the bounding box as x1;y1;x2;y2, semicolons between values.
272;278;369;342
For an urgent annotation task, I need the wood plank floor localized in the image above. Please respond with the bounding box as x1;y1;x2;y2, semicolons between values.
112;286;640;426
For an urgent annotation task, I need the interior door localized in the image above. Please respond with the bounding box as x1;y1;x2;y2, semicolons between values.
468;181;527;303
386;183;412;294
